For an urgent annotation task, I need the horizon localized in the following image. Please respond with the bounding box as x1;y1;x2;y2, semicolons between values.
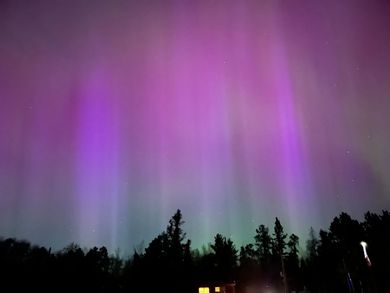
0;208;384;258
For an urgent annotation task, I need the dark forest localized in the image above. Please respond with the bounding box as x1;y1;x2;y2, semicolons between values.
1;209;388;292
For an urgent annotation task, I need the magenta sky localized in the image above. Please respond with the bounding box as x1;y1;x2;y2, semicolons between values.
1;0;390;254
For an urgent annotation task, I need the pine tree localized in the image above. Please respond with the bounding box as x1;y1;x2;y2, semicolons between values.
254;224;272;269
273;217;288;293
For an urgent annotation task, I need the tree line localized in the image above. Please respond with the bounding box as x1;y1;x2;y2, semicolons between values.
1;209;389;292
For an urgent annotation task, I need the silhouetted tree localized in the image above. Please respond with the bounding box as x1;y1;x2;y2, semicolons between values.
194;245;215;284
329;212;364;292
144;232;169;262
239;243;256;268
238;243;257;284
273;217;288;292
302;227;320;291
317;228;345;291
287;234;299;262
56;243;88;290
362;211;390;291
2;209;390;292
108;248;123;275
306;227;318;260
210;233;238;282
135;209;191;292
286;234;301;291
254;224;272;272
86;246;109;273
166;209;188;264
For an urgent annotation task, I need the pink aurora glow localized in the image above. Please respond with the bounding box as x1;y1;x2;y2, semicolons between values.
0;0;390;252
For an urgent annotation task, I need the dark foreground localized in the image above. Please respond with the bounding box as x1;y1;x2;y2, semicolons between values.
1;209;389;292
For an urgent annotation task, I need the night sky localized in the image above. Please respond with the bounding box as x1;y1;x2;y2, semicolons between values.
1;0;390;255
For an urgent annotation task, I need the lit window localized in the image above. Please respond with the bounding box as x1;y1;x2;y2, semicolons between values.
215;287;221;292
199;287;210;293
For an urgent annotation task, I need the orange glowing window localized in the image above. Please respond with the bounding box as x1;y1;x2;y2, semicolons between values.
215;287;221;292
199;287;210;293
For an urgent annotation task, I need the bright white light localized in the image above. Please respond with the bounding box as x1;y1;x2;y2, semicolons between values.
360;241;368;258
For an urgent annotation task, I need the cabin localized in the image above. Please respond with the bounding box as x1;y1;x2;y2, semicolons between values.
198;282;236;293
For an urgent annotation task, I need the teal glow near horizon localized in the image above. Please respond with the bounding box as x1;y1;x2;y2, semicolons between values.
1;0;390;254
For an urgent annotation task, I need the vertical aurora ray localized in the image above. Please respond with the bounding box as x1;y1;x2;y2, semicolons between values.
272;37;315;234
74;66;121;248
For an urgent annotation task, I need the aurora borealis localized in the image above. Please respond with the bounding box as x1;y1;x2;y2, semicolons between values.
1;0;390;254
